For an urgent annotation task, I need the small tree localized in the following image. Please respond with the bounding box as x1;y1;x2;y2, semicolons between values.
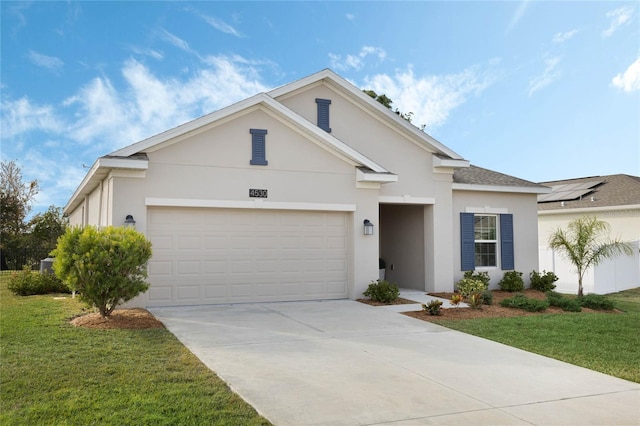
53;226;152;317
548;216;632;296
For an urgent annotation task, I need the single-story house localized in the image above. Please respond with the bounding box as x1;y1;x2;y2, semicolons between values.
64;69;549;307
538;174;640;294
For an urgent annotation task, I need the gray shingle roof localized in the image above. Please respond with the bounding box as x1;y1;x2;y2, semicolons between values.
453;165;546;189
537;174;640;211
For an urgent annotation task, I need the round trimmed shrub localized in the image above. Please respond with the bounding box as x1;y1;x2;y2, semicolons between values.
53;226;152;317
498;271;524;292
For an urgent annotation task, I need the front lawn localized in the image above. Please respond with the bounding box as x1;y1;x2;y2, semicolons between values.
0;271;270;425
428;287;640;383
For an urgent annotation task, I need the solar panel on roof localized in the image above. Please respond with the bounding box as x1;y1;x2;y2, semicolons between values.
537;180;602;203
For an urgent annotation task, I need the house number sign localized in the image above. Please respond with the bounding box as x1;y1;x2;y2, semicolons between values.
249;188;268;198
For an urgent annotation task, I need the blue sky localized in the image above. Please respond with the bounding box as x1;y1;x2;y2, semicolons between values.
2;1;639;216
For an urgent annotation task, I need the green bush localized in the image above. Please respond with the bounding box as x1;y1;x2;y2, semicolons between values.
546;291;582;312
363;280;399;304
481;289;493;305
463;270;490;287
500;294;549;312
578;294;615;311
8;266;71;296
456;277;488;298
530;270;558;292
52;226;153;317
422;299;443;316
498;270;524;292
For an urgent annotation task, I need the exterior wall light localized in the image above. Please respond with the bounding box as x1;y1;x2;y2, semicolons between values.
363;219;374;235
124;215;136;228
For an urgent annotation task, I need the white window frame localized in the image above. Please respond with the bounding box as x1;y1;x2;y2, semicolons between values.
474;214;498;268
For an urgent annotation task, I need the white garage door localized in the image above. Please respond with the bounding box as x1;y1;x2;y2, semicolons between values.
146;207;349;306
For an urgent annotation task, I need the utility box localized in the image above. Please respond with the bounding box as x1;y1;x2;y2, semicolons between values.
40;257;54;274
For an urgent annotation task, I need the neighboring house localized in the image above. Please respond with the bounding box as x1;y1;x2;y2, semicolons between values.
538;174;640;294
64;69;549;307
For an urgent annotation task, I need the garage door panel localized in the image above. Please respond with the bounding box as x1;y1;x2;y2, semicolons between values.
147;207;349;306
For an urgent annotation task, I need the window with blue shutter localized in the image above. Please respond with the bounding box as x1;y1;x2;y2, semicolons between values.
461;212;515;271
249;129;268;165
315;98;331;132
500;214;514;270
460;213;475;271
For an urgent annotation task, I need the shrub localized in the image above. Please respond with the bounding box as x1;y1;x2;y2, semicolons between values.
450;293;464;307
456;277;488;298
578;294;615;311
463;270;490;287
8;266;71;296
481;289;493;305
363;279;399;304
52;226;153;317
423;299;443;316
500;294;549;312
468;292;484;309
546;291;582;312
498;271;524;292
530;270;558;292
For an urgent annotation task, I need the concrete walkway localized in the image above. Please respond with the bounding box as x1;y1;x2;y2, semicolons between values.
150;300;639;426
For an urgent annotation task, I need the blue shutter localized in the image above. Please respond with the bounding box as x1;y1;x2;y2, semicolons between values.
249;129;268;165
500;214;514;270
460;213;475;271
315;98;331;132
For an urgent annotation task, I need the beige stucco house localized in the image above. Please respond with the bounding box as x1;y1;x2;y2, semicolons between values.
64;69;548;307
538;174;640;294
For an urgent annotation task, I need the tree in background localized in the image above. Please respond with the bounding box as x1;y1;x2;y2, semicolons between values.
53;226;153;317
363;89;422;129
0;160;39;269
28;206;68;259
549;216;633;296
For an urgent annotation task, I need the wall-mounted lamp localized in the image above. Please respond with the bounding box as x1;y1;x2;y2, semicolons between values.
363;219;374;235
124;215;136;228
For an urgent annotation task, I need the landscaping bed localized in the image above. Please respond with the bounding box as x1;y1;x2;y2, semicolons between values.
404;289;617;321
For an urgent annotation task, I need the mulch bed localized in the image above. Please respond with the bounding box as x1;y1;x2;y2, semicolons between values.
70;308;165;329
361;289;619;322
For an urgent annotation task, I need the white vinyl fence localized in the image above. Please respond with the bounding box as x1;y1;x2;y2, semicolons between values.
539;240;640;295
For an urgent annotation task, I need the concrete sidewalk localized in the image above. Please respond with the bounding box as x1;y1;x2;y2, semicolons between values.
151;300;639;426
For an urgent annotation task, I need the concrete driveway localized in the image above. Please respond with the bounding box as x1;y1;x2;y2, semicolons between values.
150;300;640;426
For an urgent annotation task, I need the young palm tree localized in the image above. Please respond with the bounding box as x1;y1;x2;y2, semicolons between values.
549;216;633;296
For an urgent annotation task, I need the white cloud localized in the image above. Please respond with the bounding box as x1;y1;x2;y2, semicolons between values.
528;56;561;96
346;13;355;21
0;97;64;139
612;57;640;92
506;0;531;33
363;63;497;129
129;46;164;60
552;29;578;44
329;46;386;71
199;14;242;37
27;50;64;70
159;28;194;54
17;56;271;152
602;6;634;38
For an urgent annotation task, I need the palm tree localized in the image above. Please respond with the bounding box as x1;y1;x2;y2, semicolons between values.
549;216;633;296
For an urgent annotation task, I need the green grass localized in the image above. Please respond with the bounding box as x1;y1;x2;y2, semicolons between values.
0;271;270;425
431;287;640;383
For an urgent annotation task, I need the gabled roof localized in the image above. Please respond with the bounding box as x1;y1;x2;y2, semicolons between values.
65;88;402;215
268;68;468;163
537;174;640;211
453;165;550;194
109;92;388;173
